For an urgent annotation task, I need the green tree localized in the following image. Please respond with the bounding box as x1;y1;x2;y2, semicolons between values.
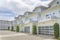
58;37;60;40
16;25;19;32
54;23;59;39
32;25;37;34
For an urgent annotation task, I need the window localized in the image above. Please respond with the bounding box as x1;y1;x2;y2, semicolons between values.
53;13;55;15
57;1;59;4
46;14;50;19
49;5;51;8
59;11;60;12
46;15;48;16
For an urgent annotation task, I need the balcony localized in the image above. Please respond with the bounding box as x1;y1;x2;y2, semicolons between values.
38;19;51;22
24;20;30;24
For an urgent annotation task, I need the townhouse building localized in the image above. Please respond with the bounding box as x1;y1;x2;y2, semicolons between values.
15;0;60;36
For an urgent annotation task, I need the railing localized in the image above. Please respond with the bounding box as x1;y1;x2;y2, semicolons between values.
38;18;52;22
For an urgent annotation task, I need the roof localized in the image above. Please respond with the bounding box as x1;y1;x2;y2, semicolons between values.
24;12;32;15
33;6;50;12
48;0;57;6
0;20;12;22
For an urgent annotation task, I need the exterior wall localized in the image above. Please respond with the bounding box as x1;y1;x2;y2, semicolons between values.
40;5;60;17
37;20;58;26
14;0;60;35
36;5;60;35
19;24;24;32
51;0;60;8
12;20;16;31
37;19;59;35
38;9;60;23
0;20;13;30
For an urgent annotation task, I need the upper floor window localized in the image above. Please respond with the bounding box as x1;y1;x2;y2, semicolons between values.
46;15;49;17
59;11;60;12
57;1;59;4
46;14;50;19
59;11;60;14
53;13;55;15
49;5;51;8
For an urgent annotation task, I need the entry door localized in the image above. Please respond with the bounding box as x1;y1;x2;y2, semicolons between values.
24;27;30;33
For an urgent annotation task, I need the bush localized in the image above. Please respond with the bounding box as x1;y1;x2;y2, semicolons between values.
58;37;60;40
11;26;14;31
54;23;59;39
8;26;10;30
32;25;37;34
16;25;19;32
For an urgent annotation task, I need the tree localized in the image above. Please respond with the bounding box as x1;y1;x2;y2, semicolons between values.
54;23;59;39
32;25;37;34
16;25;19;32
58;37;60;40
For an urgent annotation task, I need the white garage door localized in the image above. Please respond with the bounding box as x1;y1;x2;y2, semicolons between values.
38;26;54;35
24;27;30;33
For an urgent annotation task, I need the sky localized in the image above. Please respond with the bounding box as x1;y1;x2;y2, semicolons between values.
0;0;53;21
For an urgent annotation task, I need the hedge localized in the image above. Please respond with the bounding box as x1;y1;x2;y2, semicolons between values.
16;25;19;32
32;25;37;34
54;23;59;39
58;37;60;40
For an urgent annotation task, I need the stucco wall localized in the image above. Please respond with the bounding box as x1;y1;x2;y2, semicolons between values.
37;20;58;27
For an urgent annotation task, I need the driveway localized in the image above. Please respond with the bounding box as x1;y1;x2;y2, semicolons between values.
0;30;56;40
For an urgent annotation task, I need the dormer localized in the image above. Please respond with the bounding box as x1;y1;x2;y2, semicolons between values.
33;6;49;13
15;17;19;20
49;0;60;8
24;12;32;17
24;12;29;16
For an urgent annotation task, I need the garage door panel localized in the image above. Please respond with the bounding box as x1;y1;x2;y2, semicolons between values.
24;27;30;33
38;26;54;35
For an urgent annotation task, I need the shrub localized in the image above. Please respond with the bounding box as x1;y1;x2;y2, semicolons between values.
32;25;37;34
8;26;10;30
58;37;60;40
16;25;19;32
11;26;14;31
54;23;59;39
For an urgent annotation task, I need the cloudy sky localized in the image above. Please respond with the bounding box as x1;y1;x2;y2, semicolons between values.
0;0;53;21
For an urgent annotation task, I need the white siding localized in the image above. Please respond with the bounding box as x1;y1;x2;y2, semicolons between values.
51;0;60;7
0;20;13;30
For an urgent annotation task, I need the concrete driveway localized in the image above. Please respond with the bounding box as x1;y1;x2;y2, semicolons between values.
0;30;56;40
